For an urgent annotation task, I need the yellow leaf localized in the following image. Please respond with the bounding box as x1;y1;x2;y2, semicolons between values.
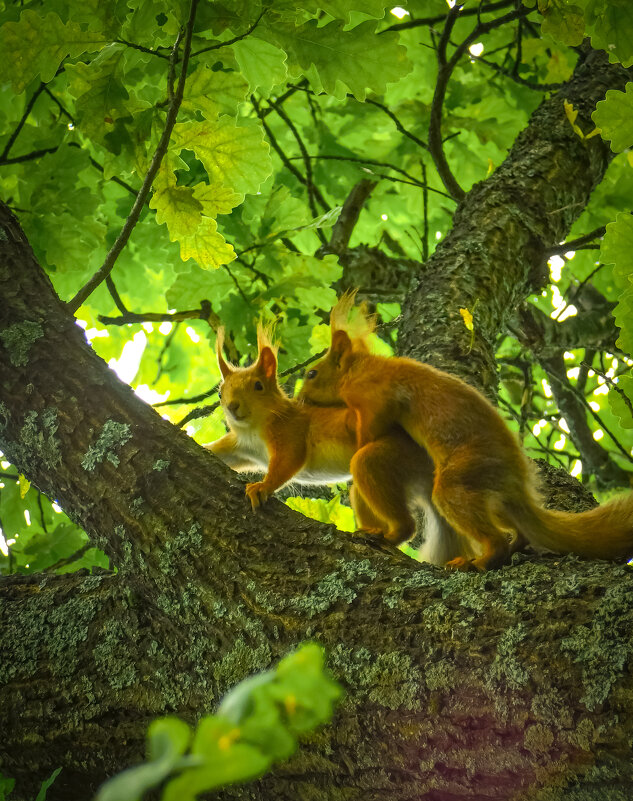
487;158;494;176
19;474;31;498
563;99;578;126
178;217;236;269
564;99;586;139
459;307;474;331
192;182;244;217
150;185;203;238
171;118;272;195
585;127;602;140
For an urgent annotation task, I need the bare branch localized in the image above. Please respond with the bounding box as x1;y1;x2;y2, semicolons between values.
326;180;377;254
428;4;531;200
0;82;47;163
191;9;267;57
98;300;214;327
383;0;516;32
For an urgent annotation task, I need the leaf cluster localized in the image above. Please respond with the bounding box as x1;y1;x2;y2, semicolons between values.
95;642;342;801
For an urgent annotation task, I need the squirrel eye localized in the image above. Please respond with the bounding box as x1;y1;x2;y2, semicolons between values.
306;369;317;380
254;380;264;391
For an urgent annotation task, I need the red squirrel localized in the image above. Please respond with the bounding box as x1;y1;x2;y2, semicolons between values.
298;294;633;571
205;326;468;565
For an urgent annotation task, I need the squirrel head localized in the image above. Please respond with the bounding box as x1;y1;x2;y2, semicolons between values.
299;292;371;406
216;325;286;430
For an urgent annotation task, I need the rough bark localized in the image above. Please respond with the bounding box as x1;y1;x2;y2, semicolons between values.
397;49;632;398
1;198;633;801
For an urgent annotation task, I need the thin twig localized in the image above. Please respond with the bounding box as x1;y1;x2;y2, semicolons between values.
383;0;516;32
0;146;58;165
44;543;93;573
547;225;606;256
155;383;219;407
266;96;330;222
116;38;171;60
421;160;429;261
364;98;429;151
99;301;212;326
106;276;128;315
580;361;633;422
428;4;531;201
289;154;456;200
470;52;563;91
67;0;200;314
192;9;267;57
252;95;312;190
327;180;377;254
178;402;220;427
0;82;47;162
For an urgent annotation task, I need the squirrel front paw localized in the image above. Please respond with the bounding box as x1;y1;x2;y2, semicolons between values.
245;482;270;510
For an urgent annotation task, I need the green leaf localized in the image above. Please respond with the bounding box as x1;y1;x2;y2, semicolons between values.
96;717;192;801
64;44;140;144
150;185;204;238
178;217;237;269
609;374;633;429
166;265;236;308
593;83;633;152
0;10;107;93
171;118;272;195
600;212;633;284
585;0;633;67
299;0;388;19
161;718;271;801
218;670;277;724
34;768;62;801
286;495;355;531
181;65;249;119
540;3;585;46
271;19;412;101
0;774;15;801
230;37;288;96
192;182;244;217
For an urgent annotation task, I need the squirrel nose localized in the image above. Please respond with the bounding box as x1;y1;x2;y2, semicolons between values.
227;401;240;416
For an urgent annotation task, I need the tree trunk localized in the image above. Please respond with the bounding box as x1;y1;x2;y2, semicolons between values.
1;51;633;801
397;48;631;397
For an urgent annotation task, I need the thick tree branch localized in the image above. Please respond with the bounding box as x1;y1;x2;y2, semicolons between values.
398;49;633;397
2;199;633;801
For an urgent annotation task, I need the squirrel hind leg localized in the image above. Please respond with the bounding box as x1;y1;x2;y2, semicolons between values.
432;472;512;571
350;439;417;545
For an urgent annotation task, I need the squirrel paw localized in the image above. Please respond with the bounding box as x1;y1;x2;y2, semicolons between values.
444;556;475;572
353;527;384;537
245;482;270;510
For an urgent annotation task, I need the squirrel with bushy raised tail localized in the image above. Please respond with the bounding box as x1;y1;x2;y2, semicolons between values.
205;326;469;566
297;293;633;571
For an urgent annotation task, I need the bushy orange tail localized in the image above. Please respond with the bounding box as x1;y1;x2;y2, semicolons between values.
514;492;633;560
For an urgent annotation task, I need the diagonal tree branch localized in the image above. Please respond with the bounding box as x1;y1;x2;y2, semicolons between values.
67;0;200;314
399;49;633;397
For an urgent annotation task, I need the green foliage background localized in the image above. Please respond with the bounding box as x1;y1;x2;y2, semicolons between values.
0;0;632;574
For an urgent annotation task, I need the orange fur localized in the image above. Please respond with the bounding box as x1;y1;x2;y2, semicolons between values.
205;327;466;564
299;300;633;570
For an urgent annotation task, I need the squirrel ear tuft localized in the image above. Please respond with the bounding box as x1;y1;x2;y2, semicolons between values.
257;346;277;381
216;328;233;378
330;329;352;366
